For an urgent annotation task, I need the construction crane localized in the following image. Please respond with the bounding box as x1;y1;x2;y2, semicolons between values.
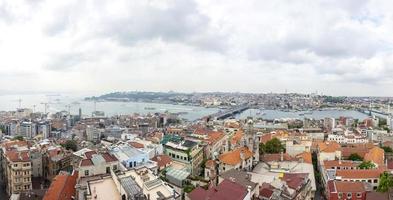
65;104;71;115
13;98;22;109
41;102;50;114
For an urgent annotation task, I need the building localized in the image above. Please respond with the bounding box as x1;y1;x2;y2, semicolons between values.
109;143;151;170
0;140;32;196
2;151;32;195
43;171;78;200
219;147;254;172
86;125;101;142
78;152;119;178
285;140;312;156
327;180;367;200
188;179;251;200
163;140;203;176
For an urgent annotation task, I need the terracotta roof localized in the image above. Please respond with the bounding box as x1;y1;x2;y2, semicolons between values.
282;173;308;190
261;153;294;162
2;140;29;150
84;151;97;159
188;179;247;200
323;160;359;169
129;141;144;149
260;133;272;144
80;159;94;167
206;131;225;145
296;152;312;164
5;151;30;162
219;147;253;166
151;154;172;168
318;141;341;153
364;147;385;166
101;153;118;163
43;171;78;200
336;169;384;179
341;146;369;158
334;181;366;192
231;130;244;145
259;188;274;199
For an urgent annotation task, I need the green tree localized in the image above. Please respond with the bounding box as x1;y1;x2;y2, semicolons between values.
260;138;285;154
359;161;376;169
348;153;363;161
12;135;24;141
377;172;393;192
382;146;393;153
62;140;78;151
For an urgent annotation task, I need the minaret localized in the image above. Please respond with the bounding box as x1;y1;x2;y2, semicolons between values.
246;119;259;166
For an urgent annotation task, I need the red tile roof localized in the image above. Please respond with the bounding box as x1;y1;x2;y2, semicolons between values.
43;171;78;200
334;181;366;192
84;151;97;159
129;142;144;149
259;188;274;199
336;169;384;179
151;154;172;168
80;159;94;167
219;147;253;166
282;173;308;190
5;151;30;162
101;153;118;163
364;147;385;166
188;179;247;200
261;153;294;162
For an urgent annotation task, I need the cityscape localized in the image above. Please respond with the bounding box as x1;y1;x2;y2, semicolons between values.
2;1;393;200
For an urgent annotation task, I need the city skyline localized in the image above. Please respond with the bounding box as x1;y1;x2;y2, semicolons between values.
1;0;393;96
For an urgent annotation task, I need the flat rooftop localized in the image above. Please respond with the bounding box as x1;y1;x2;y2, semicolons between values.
88;177;121;200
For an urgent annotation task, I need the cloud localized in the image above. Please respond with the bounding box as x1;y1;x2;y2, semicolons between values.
0;0;393;96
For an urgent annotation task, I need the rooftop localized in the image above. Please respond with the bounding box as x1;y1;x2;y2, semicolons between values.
188;179;248;200
219;147;253;166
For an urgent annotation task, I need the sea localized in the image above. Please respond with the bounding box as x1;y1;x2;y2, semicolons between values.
0;94;372;121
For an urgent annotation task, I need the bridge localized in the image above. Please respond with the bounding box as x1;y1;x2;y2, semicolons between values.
206;105;250;121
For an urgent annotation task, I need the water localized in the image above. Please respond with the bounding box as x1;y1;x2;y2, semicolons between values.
0;94;219;121
235;109;371;120
0;94;372;121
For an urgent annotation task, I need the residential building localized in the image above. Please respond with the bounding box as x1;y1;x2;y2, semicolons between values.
163;140;203;176
43;171;78;200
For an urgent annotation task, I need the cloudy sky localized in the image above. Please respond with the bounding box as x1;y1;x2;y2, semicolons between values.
1;0;393;96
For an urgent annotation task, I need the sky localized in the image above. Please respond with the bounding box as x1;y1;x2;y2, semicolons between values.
1;0;393;96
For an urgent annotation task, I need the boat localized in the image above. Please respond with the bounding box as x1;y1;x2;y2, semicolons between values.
144;107;156;110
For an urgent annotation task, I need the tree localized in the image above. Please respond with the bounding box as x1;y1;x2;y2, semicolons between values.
348;153;363;161
382;146;393;153
62;140;78;151
377;172;393;192
12;135;24;141
359;161;376;169
260;138;285;154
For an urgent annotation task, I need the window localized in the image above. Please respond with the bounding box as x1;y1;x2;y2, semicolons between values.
84;170;89;176
374;179;378;183
106;167;110;174
14;164;18;167
113;165;118;171
347;193;352;199
338;192;343;199
356;193;362;198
